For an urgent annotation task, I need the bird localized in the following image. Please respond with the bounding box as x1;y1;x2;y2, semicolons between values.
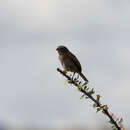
56;45;88;82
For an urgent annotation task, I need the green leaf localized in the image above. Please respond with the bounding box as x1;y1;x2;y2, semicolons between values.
78;85;82;90
88;88;95;95
82;82;88;86
83;86;87;89
96;107;101;113
83;86;89;91
93;103;97;108
104;105;108;110
109;120;114;125
80;94;85;99
97;94;100;101
112;125;117;130
113;129;117;130
85;96;89;99
74;78;77;82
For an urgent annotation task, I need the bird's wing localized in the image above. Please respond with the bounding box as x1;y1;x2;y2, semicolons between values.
69;52;82;72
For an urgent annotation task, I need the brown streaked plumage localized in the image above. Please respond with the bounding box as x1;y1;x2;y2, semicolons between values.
56;45;88;82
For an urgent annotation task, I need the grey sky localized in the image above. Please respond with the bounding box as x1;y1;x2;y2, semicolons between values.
0;0;130;129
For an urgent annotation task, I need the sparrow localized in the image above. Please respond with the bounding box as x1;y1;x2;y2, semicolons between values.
56;45;88;82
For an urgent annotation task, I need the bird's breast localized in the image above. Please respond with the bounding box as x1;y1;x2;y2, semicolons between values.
58;55;78;72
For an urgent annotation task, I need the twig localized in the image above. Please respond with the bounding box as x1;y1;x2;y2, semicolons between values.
57;68;121;130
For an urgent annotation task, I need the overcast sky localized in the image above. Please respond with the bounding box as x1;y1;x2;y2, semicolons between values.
0;0;130;129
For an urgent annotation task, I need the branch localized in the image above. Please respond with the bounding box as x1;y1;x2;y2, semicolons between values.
57;68;124;130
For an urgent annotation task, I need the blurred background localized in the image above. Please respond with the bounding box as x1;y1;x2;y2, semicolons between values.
0;0;130;130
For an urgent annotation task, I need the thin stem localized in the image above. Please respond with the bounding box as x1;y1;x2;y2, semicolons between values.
57;68;121;130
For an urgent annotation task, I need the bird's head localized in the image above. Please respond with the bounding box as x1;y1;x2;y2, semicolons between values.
56;45;69;55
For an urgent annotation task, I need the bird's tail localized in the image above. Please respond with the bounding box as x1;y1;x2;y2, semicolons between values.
79;72;89;82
